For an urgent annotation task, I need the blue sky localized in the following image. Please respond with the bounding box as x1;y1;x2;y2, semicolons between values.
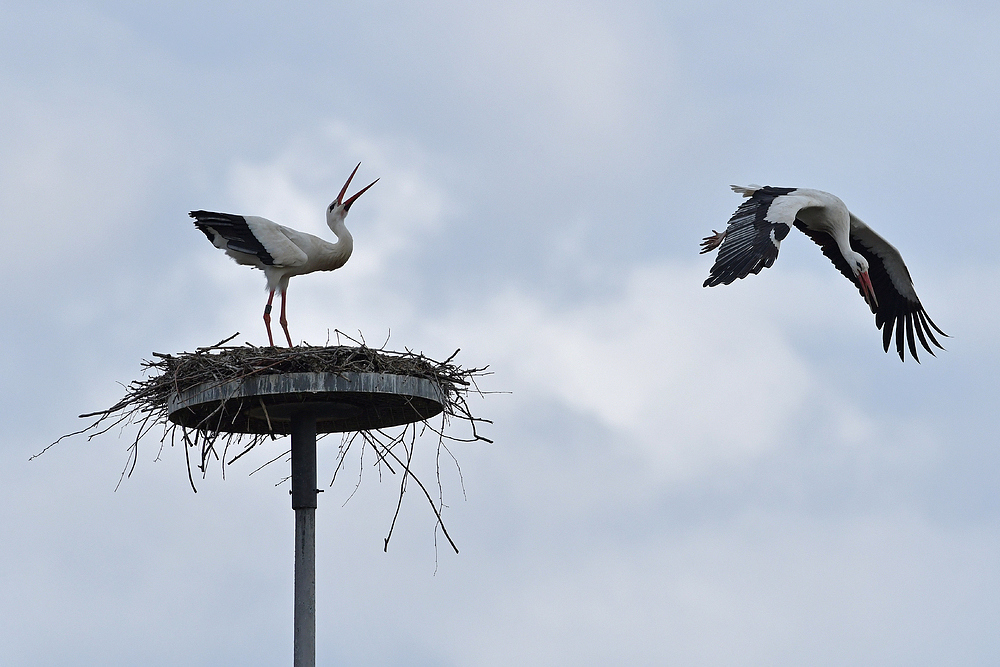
3;1;1000;664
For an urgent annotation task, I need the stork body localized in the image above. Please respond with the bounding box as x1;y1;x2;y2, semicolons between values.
701;185;946;362
191;163;377;347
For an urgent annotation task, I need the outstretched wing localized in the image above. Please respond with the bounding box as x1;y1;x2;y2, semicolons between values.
190;211;308;268
702;186;799;287
793;215;947;362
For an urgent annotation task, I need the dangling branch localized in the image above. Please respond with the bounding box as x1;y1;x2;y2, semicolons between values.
38;334;493;553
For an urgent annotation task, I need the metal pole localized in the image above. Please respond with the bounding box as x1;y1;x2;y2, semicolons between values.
291;411;318;667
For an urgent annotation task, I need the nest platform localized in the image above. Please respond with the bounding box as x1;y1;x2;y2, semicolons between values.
168;371;445;434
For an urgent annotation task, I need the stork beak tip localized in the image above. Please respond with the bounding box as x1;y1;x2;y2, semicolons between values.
335;163;364;205
859;271;878;311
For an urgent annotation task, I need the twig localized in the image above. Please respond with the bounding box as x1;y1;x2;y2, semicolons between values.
39;335;492;553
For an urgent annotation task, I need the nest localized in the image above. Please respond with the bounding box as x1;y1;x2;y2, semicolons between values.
41;332;492;553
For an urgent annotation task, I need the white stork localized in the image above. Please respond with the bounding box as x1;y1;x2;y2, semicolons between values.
701;185;946;362
191;163;378;347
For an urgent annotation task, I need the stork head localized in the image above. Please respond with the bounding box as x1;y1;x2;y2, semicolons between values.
850;253;879;311
328;162;379;221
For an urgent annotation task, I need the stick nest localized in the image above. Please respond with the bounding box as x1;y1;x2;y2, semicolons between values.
41;332;492;553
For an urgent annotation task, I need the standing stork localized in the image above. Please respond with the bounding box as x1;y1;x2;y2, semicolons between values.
701;185;946;361
191;163;378;347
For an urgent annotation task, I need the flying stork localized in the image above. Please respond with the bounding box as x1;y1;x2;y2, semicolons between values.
191;163;378;347
700;185;946;362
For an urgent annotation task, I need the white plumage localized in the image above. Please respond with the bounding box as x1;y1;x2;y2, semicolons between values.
701;185;946;361
191;163;378;346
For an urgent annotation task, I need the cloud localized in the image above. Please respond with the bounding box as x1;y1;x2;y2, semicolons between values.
0;80;171;275
226;121;453;285
422;261;856;481
5;2;1000;665
431;510;1000;666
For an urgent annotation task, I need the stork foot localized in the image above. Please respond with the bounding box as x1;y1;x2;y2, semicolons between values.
700;229;726;254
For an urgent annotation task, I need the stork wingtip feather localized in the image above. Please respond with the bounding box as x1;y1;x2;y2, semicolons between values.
730;184;762;197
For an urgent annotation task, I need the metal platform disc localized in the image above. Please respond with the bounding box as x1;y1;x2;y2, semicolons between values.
167;372;445;434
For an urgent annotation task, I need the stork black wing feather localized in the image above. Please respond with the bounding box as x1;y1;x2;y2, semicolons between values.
189;210;276;266
793;220;945;362
905;314;918;362
703;187;795;287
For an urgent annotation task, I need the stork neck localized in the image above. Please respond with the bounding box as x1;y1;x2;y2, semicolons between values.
825;215;858;273
326;215;354;260
831;233;862;274
834;236;852;259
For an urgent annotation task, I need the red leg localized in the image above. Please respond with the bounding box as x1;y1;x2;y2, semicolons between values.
263;290;276;347
279;289;293;347
699;229;727;254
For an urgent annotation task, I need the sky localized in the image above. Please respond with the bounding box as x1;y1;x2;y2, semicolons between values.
2;0;1000;664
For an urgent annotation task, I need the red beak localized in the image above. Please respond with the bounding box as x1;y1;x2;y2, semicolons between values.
335;162;379;211
858;271;878;312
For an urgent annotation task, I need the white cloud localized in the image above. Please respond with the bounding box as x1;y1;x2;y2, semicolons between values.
341;508;1000;666
421;262;856;480
4;2;1000;665
185;122;460;346
226;121;453;286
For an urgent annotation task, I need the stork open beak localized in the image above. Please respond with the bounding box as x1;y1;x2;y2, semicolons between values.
343;177;379;211
334;162;379;211
858;271;878;312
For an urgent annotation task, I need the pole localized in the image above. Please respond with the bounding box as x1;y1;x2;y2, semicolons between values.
291;411;318;667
